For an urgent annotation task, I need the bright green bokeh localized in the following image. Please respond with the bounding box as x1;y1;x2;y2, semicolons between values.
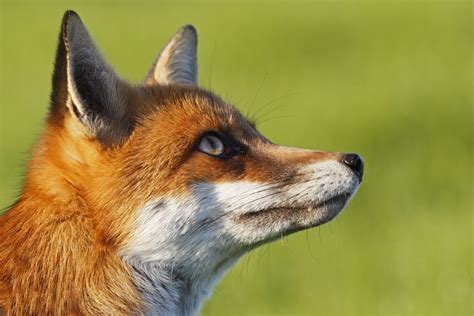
0;1;472;315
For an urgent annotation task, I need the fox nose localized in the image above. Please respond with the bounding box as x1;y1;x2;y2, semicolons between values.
341;153;364;182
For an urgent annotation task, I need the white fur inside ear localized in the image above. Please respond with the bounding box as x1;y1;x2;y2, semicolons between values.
149;25;198;85
65;57;89;124
64;14;90;120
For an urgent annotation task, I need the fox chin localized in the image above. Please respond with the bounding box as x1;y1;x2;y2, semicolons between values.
0;11;363;316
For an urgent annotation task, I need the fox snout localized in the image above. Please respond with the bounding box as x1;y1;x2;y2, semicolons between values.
214;147;363;244
341;153;364;182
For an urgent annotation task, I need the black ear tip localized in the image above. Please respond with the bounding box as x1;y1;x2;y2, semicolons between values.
61;10;82;30
60;10;86;44
63;10;80;21
182;24;197;32
179;24;197;37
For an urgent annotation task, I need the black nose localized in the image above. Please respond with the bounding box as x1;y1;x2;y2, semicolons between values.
341;153;364;182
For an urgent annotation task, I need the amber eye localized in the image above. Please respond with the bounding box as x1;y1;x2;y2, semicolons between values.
198;134;225;157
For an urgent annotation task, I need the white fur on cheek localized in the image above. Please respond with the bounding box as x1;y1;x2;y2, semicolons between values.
121;196;241;316
120;160;360;315
196;160;359;215
123;160;359;266
192;161;357;244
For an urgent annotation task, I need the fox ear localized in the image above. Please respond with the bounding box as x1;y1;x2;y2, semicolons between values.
50;11;132;144
145;25;198;85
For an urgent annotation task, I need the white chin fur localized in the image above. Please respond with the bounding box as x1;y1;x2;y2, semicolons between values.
123;160;359;262
121;160;359;315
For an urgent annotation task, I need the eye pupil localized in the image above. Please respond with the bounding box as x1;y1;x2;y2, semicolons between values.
210;138;220;151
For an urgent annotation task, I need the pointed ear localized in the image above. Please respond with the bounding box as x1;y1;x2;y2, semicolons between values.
145;25;198;85
49;11;132;144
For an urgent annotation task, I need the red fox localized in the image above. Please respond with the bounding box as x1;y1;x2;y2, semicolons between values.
0;11;363;315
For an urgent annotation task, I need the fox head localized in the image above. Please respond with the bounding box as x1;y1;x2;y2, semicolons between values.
25;11;363;314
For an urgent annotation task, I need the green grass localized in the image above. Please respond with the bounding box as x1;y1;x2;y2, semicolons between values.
1;1;472;315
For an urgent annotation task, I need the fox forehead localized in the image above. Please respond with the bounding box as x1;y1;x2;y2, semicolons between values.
131;84;262;146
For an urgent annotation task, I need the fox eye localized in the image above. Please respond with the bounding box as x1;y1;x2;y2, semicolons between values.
198;134;225;157
197;132;246;159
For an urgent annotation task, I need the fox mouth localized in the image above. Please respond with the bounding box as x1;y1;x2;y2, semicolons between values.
313;193;351;209
238;192;351;222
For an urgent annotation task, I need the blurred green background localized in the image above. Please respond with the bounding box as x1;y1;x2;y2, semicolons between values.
0;1;472;315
